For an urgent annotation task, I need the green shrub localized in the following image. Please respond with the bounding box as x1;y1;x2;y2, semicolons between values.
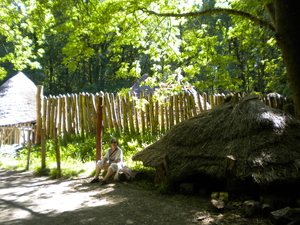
34;166;50;176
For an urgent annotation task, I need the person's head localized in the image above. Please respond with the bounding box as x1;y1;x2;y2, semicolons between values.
110;138;118;146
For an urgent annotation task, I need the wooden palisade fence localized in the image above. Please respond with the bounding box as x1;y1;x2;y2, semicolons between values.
36;86;294;140
38;89;210;139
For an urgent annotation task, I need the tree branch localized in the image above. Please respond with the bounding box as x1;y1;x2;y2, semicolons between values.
141;8;275;32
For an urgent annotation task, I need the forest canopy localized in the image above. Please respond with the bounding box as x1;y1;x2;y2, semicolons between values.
0;0;288;97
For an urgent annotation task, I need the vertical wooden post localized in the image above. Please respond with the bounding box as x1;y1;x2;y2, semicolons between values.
55;128;61;178
145;94;150;130
36;85;43;144
66;94;72;133
122;95;128;131
140;92;146;134
174;94;179;124
116;95;123;131
169;95;174;127
160;103;165;133
41;128;46;169
110;93;118;129
43;96;48;137
72;94;78;134
203;93;208;111
104;93;112;129
190;94;197;117
96;96;103;161
149;93;155;133
133;93;139;133
127;92;135;133
154;100;159;131
26;130;32;170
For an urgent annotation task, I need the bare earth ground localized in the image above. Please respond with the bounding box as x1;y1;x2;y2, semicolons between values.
0;169;272;225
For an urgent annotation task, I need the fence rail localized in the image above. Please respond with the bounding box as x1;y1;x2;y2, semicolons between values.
0;123;34;147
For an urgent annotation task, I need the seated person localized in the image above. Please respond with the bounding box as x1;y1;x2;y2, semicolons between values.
90;138;124;185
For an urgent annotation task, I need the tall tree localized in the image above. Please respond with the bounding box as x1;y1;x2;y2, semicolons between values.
142;0;300;118
0;0;298;117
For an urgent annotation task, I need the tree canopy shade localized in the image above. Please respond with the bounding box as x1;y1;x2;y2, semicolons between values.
0;0;297;116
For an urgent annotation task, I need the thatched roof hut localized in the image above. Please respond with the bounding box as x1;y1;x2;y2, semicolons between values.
130;74;210;111
130;74;157;97
130;73;201;98
133;94;300;189
0;72;37;126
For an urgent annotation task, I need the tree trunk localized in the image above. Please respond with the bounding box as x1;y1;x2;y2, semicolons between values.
275;0;300;119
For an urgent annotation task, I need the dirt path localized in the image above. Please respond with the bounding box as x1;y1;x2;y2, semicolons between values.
0;169;272;225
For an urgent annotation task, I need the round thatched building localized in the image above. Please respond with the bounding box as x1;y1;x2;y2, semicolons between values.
133;94;300;193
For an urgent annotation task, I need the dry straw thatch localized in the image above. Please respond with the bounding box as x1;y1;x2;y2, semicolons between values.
0;72;37;126
133;94;300;187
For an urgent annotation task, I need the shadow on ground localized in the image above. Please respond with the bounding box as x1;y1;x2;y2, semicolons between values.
0;169;271;225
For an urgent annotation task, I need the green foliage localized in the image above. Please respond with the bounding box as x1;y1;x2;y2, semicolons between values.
0;0;291;97
59;135;97;163
155;182;171;194
49;167;85;179
34;166;50;176
0;154;26;171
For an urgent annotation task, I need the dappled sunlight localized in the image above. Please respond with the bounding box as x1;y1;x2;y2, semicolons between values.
193;210;245;224
27;182;120;213
261;111;287;133
0;175;124;222
253;151;272;167
1;169;272;224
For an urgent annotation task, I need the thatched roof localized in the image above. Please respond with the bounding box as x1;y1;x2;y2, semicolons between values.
133;94;300;187
130;74;210;110
129;74;157;97
130;73;199;97
0;72;37;126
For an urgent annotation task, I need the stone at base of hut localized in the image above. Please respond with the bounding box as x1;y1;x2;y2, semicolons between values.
210;199;225;214
242;200;260;217
118;167;145;181
269;207;300;225
260;195;297;211
261;203;273;217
